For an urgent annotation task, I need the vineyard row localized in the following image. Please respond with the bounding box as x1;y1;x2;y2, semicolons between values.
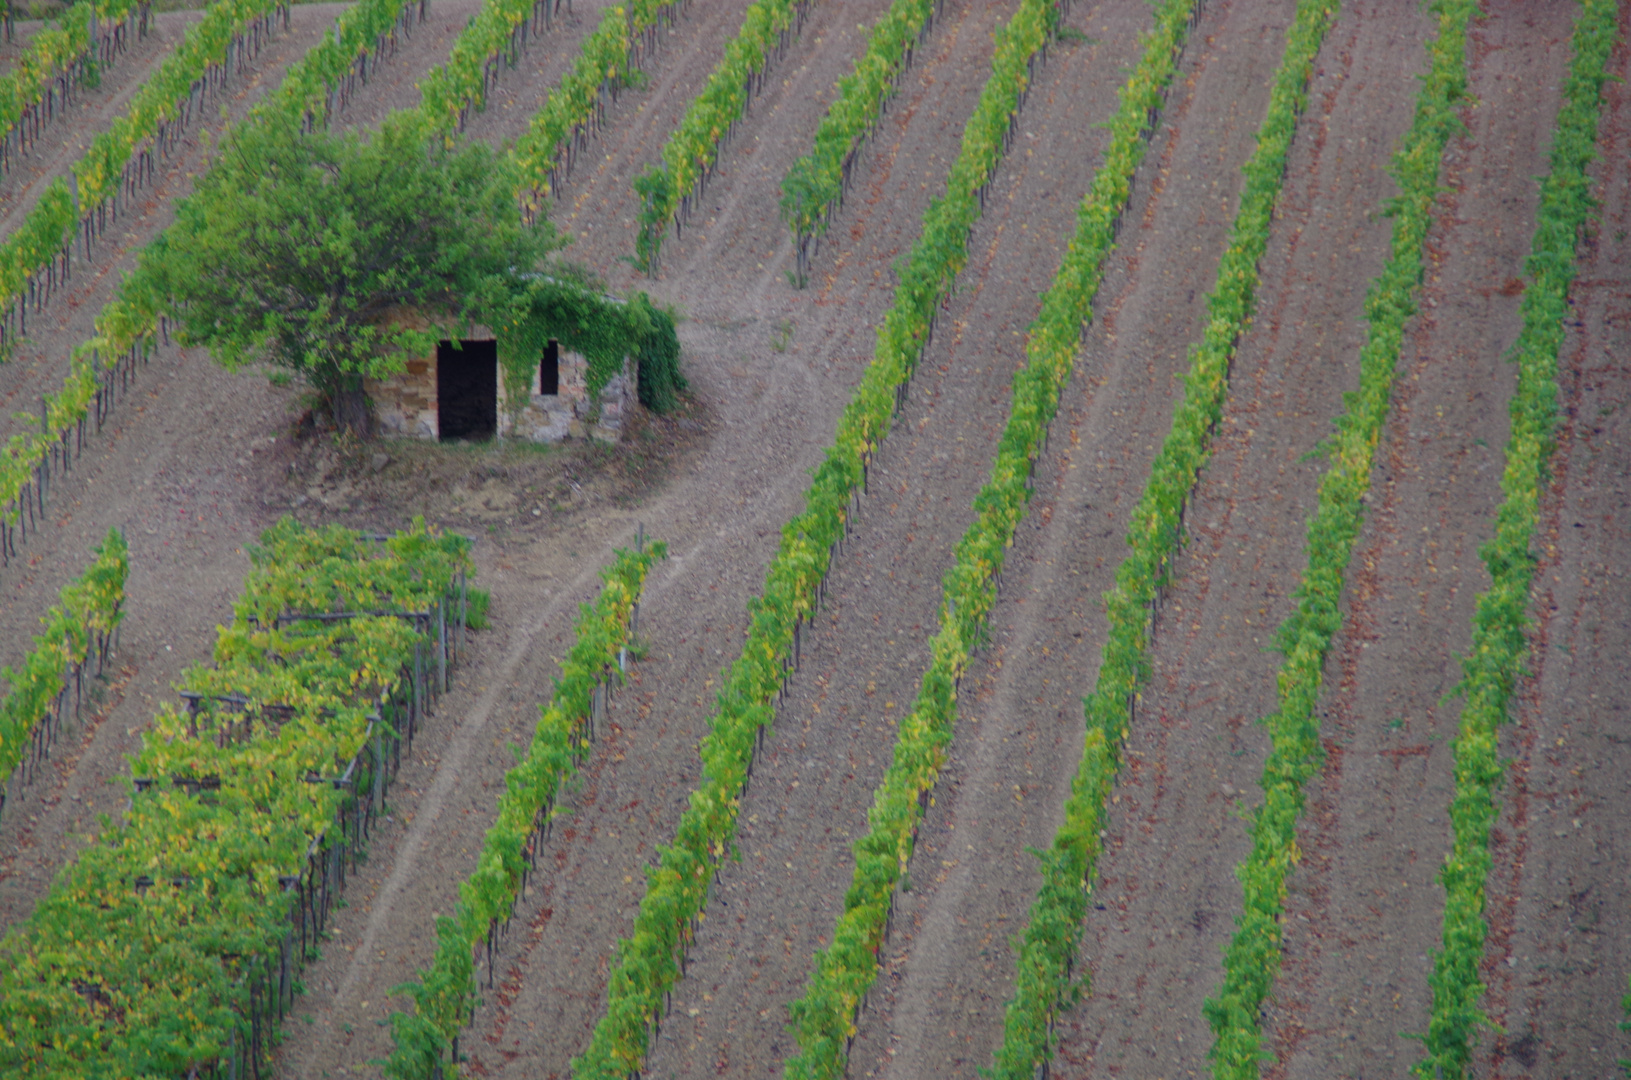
0;0;150;173
980;0;1338;1073
0;528;126;813
514;0;691;213
1419;2;1621;1075
1;0;292;355
1202;0;1471;1074
385;537;667;1078
782;0;1139;1073
779;0;942;286
560;2;1073;1077
633;0;813;273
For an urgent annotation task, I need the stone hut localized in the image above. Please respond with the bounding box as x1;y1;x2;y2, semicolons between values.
364;310;637;444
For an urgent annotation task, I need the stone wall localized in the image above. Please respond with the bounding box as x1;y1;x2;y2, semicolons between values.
368;353;440;439
497;350;636;444
364;308;448;440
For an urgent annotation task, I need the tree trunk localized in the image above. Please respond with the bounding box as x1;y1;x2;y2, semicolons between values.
330;379;373;438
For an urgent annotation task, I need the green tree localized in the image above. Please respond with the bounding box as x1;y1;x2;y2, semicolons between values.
140;113;563;433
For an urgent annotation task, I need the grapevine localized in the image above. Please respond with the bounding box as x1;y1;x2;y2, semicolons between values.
979;0;1340;1075
1;0;292;356
1202;2;1472;1076
407;0;572;141
632;0;813;274
0;0;151;175
385;538;667;1079
0;528;127;811
780;0;941;286
1415;2;1619;1075
512;0;687;213
570;2;1064;1077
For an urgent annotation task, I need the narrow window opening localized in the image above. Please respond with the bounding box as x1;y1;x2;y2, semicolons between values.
437;339;497;441
541;339;560;396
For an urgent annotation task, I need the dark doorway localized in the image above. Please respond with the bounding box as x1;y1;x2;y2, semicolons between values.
541;339;560;395
437;339;497;441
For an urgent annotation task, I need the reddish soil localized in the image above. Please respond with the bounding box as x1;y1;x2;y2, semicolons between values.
1271;5;1577;1077
0;0;1626;1078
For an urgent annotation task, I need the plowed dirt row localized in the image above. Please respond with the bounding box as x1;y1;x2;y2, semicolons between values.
1273;4;1573;1076
1046;0;1442;1074
1481;7;1631;1075
847;2;1351;1075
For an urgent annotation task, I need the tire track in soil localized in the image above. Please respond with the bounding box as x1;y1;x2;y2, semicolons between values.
1478;6;1631;1074
0;0;391;934
1044;1;1434;1075
632;7;1152;1079
266;4;803;1074
1270;4;1574;1076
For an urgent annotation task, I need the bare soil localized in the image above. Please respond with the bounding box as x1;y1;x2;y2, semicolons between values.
0;0;1626;1078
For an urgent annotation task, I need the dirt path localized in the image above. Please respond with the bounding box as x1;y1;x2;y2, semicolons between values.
445;1;1059;1075
1039;0;1441;1074
267;0;981;1074
1267;4;1575;1077
1478;7;1631;1075
1;1;1622;1078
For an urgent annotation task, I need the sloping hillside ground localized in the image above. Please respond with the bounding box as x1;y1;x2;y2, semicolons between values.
0;0;366;927
1479;6;1631;1076
1271;4;1577;1077
0;9;206;235
0;0;1624;1077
